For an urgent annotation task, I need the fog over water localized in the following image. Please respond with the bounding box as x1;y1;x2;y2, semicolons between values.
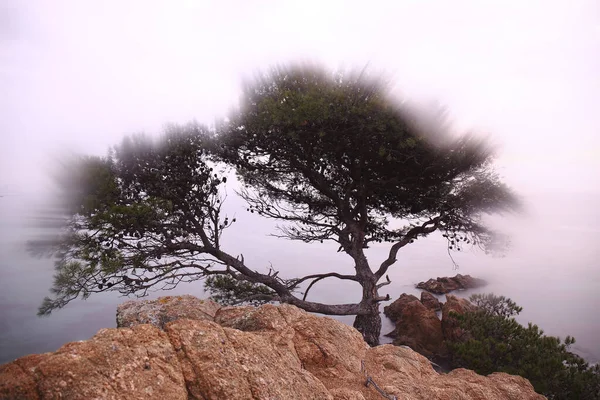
1;1;599;365
1;189;599;365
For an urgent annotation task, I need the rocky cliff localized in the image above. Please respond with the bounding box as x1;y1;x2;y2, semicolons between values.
0;295;545;399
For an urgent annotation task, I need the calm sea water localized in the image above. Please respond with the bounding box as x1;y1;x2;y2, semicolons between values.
1;191;598;365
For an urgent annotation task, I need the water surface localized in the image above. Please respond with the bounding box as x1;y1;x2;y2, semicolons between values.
1;192;598;365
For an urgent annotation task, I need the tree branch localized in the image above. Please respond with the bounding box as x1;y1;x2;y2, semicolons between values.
374;216;441;280
374;294;391;302
287;272;358;290
300;272;359;301
376;274;391;289
205;247;366;315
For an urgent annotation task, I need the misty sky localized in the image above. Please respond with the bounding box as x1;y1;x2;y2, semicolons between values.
1;1;600;365
1;0;599;196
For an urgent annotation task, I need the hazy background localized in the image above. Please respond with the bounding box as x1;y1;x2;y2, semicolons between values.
1;0;599;365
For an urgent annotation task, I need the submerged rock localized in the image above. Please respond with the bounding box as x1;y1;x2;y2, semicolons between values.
0;296;544;400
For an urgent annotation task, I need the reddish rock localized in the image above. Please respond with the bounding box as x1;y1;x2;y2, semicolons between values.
420;291;442;312
364;346;544;400
382;293;419;322
216;304;367;384
387;300;446;358
0;324;187;400
416;274;487;294
0;355;44;399
165;318;332;399
442;294;479;342
0;298;545;400
116;295;221;329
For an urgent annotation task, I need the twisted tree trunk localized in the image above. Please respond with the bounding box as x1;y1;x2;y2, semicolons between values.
353;306;382;347
353;255;382;346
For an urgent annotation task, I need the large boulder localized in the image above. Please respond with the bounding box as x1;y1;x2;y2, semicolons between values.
386;300;446;359
416;274;487;294
216;304;367;385
420;291;442;312
0;297;545;400
442;294;479;342
116;295;221;329
382;293;419;322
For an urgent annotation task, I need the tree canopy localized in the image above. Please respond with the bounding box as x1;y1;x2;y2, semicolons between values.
218;65;517;264
31;64;520;346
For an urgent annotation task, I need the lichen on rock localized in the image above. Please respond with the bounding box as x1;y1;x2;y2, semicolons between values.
116;294;221;329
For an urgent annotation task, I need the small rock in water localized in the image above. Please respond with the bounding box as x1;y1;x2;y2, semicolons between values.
416;274;486;294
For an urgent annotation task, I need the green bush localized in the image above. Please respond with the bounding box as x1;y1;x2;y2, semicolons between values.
204;275;276;306
447;293;600;399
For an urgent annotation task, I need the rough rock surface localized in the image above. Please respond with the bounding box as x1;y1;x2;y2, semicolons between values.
416;274;487;294
116;295;220;329
364;346;544;400
383;293;419;322
0;297;545;400
420;291;442;312
165;318;331;399
442;294;480;342
386;300;446;358
0;324;188;400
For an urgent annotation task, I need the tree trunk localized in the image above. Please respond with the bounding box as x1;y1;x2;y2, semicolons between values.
353;307;381;346
353;253;382;346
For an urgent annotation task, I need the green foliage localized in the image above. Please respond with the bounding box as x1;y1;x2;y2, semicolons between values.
218;64;520;252
29;125;236;316
448;294;600;399
204;275;276;306
468;293;523;318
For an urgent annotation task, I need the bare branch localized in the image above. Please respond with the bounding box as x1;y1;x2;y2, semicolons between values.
301;273;356;302
374;294;391;302
375;216;441;280
376;274;391;289
287;272;358;291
